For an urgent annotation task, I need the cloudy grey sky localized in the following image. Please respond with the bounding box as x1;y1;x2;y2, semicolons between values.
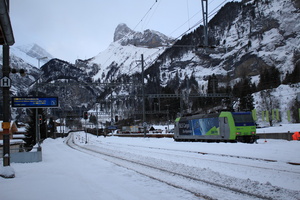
10;0;236;62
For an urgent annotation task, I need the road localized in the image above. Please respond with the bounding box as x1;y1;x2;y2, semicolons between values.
67;132;300;200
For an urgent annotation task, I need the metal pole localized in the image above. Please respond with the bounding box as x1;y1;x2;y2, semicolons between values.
141;54;146;137
1;0;13;167
96;104;99;137
85;119;87;143
2;44;10;166
201;0;208;47
35;75;39;147
110;90;113;126
35;57;47;150
110;78;113;126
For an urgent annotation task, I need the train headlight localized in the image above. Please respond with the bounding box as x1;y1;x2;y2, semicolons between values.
236;132;241;135
251;131;256;135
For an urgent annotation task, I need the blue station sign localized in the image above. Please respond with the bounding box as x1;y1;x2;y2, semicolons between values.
11;97;59;108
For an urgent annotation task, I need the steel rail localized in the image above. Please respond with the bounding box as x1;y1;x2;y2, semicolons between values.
65;133;288;200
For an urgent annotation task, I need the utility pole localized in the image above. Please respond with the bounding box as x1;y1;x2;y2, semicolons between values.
141;54;146;137
180;91;184;116
96;103;99;137
201;0;208;47
110;79;114;126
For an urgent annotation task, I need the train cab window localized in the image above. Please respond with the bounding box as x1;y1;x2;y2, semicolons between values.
232;113;255;126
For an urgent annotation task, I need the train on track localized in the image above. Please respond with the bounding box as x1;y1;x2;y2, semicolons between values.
174;111;257;143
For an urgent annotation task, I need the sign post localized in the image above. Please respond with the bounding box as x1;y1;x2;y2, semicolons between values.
0;76;11;88
11;96;59;148
2;46;11;167
11;97;59;108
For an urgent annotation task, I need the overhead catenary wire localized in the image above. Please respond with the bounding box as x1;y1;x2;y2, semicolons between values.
141;0;230;71
104;0;231;78
142;1;228;56
128;0;230;77
172;0;229;41
186;0;191;30
139;0;230;65
143;0;162;30
101;0;162;75
133;0;159;31
99;1;160;72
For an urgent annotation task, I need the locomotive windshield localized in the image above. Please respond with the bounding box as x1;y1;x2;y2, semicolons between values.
232;112;255;126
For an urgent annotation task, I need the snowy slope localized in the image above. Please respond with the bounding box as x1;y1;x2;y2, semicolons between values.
87;23;173;81
91;40;166;80
139;0;300;119
171;0;300;85
197;0;300;84
253;83;300;124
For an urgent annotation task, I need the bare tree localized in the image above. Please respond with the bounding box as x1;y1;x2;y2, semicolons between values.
259;89;279;126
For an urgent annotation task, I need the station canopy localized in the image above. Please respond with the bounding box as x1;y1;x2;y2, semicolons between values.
0;0;15;45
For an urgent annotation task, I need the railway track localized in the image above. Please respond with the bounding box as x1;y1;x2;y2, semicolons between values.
66;133;300;200
102;141;300;172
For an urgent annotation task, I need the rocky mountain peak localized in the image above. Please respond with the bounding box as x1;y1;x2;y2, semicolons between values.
113;23;174;48
113;23;134;42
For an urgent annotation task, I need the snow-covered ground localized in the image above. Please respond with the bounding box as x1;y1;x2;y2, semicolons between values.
1;124;300;199
257;123;300;134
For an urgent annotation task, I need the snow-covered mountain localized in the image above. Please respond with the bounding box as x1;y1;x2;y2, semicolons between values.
152;0;300;88
0;43;54;95
86;23;174;82
114;23;175;48
90;41;165;81
136;0;300;121
2;0;300;124
87;0;300;123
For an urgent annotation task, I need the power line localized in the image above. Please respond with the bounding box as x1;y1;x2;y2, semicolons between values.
101;1;230;81
143;0;162;29
133;0;159;31
172;0;228;41
186;0;191;30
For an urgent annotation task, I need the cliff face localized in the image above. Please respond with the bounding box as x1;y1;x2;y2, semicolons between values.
147;0;300;92
5;0;300;122
113;23;175;48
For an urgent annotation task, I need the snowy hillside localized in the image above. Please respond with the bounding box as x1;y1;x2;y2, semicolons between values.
132;0;300;120
91;41;166;80
154;0;300;88
0;43;54;98
253;83;300;124
89;23;174;81
113;23;174;48
3;0;300;124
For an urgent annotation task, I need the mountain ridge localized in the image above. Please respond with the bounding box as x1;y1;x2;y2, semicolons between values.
3;0;300;124
113;23;175;48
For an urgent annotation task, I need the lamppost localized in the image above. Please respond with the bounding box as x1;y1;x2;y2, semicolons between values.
35;57;47;149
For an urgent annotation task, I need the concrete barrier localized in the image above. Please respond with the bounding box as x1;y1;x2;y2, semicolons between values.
257;132;294;141
10;148;42;163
